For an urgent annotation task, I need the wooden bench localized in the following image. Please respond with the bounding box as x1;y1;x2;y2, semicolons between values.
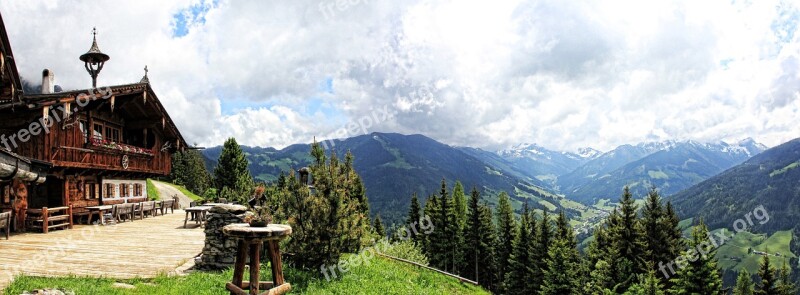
139;201;156;219
160;199;175;215
115;203;135;222
0;211;11;239
26;206;73;234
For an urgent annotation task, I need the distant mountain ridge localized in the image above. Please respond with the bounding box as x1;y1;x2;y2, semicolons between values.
201;133;768;223
670;137;800;233
202;133;574;225
559;140;767;204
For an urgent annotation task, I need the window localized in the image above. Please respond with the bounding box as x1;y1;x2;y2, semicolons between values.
93;124;103;140
137;184;144;196
112;129;120;143
79;120;88;143
105;183;115;198
91;122;121;142
121;184;130;198
84;183;99;200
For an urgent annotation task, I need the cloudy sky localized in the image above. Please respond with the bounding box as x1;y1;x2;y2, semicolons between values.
1;0;798;152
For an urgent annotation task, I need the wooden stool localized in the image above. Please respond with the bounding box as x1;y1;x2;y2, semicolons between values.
223;223;292;295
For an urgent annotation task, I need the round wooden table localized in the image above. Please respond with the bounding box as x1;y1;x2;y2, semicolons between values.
222;223;292;295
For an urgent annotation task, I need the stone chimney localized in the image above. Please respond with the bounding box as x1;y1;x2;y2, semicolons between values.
41;69;54;94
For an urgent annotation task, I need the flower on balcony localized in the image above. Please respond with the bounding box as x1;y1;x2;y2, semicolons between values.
90;137;154;156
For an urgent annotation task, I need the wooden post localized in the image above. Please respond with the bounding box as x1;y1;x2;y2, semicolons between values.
42;207;49;234
68;205;74;229
268;240;285;286
232;240;249;295
249;241;261;295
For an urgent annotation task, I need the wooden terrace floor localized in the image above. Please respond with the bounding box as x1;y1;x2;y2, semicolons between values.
0;210;205;291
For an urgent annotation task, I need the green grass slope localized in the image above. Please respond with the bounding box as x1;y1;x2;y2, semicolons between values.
717;230;795;273
5;256;488;295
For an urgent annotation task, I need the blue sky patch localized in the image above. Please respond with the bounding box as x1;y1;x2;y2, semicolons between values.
172;0;218;38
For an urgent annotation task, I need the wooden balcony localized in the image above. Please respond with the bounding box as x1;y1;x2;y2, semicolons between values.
50;144;170;175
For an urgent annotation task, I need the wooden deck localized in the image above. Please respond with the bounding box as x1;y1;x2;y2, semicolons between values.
0;210;204;291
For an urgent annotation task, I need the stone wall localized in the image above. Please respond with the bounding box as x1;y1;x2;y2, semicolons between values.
195;204;250;270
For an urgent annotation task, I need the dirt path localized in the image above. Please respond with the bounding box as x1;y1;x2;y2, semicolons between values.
152;180;193;209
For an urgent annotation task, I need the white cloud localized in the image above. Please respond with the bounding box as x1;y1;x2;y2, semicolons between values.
1;0;798;151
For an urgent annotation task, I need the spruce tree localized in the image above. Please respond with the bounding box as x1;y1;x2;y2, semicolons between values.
642;188;668;265
422;194;438;263
777;260;796;295
663;202;685;265
476;202;498;291
213;137;254;203
456;188;497;289
608;187;647;291
756;252;778;295
461;188;498;290
734;269;755;295
374;215;385;238
453;181;467;230
407;193;422;244
669;221;724;295
505;204;532;295
464;187;483;282
540;211;582;295
495;191;517;289
541;239;580;294
624;270;665;295
532;209;552;290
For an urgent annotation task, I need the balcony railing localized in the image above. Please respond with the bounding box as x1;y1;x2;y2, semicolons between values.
89;138;154;156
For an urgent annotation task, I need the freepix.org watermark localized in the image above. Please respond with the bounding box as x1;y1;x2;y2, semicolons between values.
658;205;770;279
1;87;113;151
318;105;396;150
320;215;433;281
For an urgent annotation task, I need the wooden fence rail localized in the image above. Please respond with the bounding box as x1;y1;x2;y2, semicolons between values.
376;253;479;286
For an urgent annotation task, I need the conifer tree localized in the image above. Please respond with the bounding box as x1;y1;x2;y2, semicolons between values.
608;187;647;291
422;194;438;262
453;181;467;230
407;193;422;244
505;204;532;295
464;187;483;282
374;215;385;238
669;221;724;295
452;188;497;288
282;142;371;270
777;260;796;295
734;269;755;295
213;137;254;203
624;270;665;295
642;188;668;263
756;252;778;295
541;210;582;295
476;202;498;291
532;209;552;290
495;191;516;288
541;238;580;294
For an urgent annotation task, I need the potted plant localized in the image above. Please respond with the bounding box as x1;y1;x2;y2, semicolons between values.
245;185;272;227
245;205;272;227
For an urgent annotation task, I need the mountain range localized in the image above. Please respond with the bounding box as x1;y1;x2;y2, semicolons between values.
202;133;585;225
201;132;770;224
670;137;800;234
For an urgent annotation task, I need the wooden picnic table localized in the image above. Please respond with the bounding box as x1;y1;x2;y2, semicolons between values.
223;223;292;295
183;206;212;228
86;205;113;225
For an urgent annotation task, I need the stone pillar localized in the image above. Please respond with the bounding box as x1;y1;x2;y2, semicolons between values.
196;204;250;270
